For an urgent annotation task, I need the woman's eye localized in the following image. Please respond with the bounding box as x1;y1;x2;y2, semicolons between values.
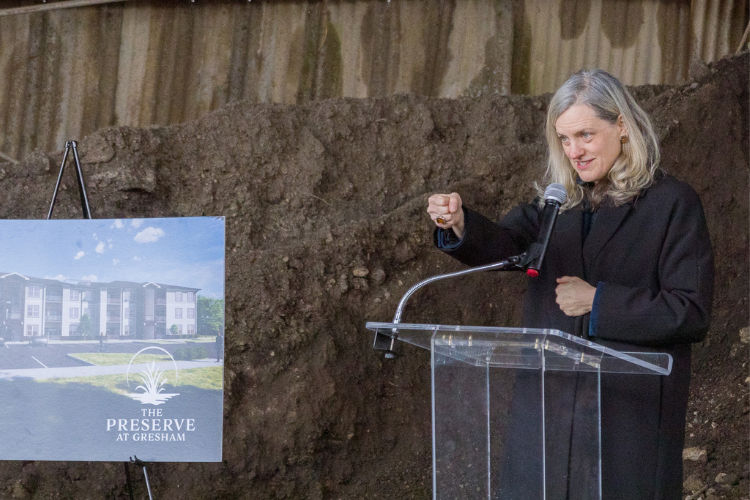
582;132;591;139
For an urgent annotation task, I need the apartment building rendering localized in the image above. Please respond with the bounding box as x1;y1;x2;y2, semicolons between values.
0;272;200;341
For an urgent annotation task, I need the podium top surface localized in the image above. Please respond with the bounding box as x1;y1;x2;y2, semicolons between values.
366;322;672;375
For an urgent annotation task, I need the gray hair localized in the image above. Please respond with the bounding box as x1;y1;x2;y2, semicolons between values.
541;69;660;209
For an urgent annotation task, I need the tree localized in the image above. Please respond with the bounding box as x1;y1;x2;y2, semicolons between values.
170;324;179;336
197;296;224;336
78;314;93;337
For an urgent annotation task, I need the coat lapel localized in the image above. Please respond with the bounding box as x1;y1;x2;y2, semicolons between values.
582;202;633;274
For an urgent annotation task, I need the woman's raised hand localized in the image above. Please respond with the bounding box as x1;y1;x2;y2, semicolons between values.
427;192;465;239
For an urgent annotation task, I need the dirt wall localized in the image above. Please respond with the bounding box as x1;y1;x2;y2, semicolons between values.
0;54;746;500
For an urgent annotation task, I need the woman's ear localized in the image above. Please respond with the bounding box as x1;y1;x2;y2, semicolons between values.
617;114;628;136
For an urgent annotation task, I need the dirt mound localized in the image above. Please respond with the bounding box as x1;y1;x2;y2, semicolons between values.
0;53;745;499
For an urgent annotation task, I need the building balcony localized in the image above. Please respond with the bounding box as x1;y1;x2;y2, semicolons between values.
45;296;63;302
155;299;166;305
107;298;120;304
156;315;166;322
106;317;121;323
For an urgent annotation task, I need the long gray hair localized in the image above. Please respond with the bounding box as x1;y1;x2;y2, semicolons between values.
541;69;660;210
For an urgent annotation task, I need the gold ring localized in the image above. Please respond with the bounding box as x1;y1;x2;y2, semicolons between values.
436;216;446;224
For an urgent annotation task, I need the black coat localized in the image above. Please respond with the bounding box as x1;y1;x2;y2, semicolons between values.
437;174;714;499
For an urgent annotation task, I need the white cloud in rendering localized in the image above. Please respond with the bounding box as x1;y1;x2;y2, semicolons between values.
111;220;124;229
95;242;106;254
74;251;85;260
134;227;165;243
131;219;144;229
113;259;120;265
81;274;98;282
46;274;68;281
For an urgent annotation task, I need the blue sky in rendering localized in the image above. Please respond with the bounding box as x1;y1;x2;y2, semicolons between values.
0;217;225;298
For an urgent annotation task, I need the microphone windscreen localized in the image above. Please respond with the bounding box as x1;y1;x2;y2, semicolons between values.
544;183;567;204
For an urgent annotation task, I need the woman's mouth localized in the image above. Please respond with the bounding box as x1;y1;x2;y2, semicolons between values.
576;159;593;169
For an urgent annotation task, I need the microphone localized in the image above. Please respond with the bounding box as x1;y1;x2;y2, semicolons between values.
525;183;567;277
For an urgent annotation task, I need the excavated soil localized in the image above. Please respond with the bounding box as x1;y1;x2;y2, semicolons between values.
0;54;746;500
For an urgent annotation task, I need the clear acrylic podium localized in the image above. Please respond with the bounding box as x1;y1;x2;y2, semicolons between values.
367;322;672;500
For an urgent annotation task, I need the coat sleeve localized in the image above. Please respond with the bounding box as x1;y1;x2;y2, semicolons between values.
435;204;541;267
591;188;714;346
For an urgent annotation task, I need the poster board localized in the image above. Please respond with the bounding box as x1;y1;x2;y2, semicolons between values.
0;217;225;462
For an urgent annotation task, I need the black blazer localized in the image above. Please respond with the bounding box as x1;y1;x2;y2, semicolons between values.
438;174;714;499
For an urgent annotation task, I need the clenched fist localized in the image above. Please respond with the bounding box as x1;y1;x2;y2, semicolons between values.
427;192;465;239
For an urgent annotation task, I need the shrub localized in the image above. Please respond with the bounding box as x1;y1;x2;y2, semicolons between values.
172;345;209;361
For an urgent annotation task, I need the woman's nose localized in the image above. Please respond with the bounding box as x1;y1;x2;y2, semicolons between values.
567;140;583;158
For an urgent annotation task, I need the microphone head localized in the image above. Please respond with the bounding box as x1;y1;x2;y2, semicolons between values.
544;183;567;205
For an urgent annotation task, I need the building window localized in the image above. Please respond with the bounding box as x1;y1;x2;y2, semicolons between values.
187;308;195;319
176;324;183;334
175;291;183;302
69;324;78;335
28;286;41;298
25;324;40;336
123;291;130;301
70;307;79;319
187;325;195;335
70;290;80;301
83;290;93;301
175;308;183;319
187;292;195;302
27;305;39;318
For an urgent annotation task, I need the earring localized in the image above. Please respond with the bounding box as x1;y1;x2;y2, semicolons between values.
620;136;629;144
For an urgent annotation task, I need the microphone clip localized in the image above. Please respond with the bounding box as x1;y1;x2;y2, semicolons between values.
510;243;545;277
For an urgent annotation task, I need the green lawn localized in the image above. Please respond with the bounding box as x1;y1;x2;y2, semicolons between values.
70;353;170;366
137;337;216;344
42;366;223;394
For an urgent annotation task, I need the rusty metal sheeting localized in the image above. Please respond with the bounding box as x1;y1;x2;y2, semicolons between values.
517;0;748;95
0;0;745;160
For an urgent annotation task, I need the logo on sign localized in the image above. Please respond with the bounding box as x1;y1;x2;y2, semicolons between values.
126;347;180;406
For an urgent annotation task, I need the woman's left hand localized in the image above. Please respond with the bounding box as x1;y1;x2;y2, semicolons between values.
555;276;596;316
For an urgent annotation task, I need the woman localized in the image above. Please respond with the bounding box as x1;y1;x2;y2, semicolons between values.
427;69;714;499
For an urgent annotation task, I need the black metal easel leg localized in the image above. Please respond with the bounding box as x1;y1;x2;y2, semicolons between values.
124;461;135;500
47;140;92;220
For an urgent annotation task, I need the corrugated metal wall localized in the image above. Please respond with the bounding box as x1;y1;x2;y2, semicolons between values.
0;0;745;160
515;0;748;94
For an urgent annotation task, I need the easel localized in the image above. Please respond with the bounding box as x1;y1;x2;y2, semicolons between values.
48;140;154;500
47;141;91;220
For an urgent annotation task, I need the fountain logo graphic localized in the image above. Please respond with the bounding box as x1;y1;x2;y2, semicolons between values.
126;347;180;406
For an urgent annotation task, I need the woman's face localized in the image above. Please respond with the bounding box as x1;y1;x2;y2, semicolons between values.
554;104;625;184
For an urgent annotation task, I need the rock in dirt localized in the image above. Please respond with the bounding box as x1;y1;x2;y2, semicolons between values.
393;241;416;264
370;267;386;285
739;326;749;344
715;472;739;486
684;474;706;493
352;266;369;277
683;447;708;463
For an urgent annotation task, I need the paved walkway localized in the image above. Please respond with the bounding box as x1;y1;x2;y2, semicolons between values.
0;359;222;380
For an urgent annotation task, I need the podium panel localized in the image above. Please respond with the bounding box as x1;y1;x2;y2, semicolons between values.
367;323;671;500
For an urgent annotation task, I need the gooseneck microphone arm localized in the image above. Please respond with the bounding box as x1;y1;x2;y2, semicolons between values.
374;254;526;358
